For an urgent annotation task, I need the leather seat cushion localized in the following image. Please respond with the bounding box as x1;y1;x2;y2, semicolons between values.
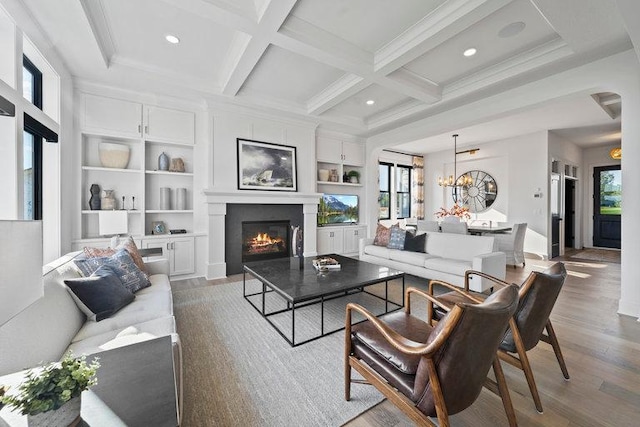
351;311;432;375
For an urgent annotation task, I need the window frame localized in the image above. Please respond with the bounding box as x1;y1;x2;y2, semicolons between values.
23;54;43;109
378;162;392;220
395;164;412;219
23;129;43;220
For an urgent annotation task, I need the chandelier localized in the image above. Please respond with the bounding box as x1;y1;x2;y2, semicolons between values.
438;134;474;187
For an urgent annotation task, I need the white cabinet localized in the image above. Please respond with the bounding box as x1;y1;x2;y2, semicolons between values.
83;94;142;139
341;142;365;166
316;138;365;186
317;228;344;255
143;236;194;277
317;225;367;255
144;106;195;145
343;226;366;254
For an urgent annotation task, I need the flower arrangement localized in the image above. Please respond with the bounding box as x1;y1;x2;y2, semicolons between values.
434;203;471;220
1;352;100;416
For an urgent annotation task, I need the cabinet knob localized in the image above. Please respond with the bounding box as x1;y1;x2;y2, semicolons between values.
354;231;358;236
138;124;141;133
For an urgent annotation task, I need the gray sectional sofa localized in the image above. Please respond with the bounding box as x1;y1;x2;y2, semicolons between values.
359;231;506;292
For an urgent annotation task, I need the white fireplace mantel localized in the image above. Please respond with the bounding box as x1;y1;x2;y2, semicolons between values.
203;188;322;279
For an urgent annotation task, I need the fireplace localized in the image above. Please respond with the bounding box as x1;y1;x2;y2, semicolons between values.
242;220;290;262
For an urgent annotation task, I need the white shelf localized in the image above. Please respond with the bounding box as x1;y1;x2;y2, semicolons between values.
317;181;362;187
145;170;193;176
145;210;194;214
81;210;142;214
82;166;142;173
145;140;194;148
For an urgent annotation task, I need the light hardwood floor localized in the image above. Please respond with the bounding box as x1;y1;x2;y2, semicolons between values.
345;250;639;427
173;250;637;426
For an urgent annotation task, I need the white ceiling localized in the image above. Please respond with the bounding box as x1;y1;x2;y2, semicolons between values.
11;0;634;148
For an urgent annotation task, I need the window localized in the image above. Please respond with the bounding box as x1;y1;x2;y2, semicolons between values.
23;55;42;109
396;165;411;219
23;130;42;219
23;113;58;220
379;163;391;219
378;162;412;220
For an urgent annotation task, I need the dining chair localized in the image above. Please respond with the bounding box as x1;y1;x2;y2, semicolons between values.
494;223;527;267
440;221;468;234
345;284;520;426
430;262;569;413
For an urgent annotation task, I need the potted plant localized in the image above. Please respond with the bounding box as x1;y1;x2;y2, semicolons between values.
1;352;100;427
347;170;360;184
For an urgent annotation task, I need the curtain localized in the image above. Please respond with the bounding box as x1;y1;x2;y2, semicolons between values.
412;156;425;219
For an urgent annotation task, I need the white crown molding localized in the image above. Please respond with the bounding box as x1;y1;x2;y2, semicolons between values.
316;128;366;143
306;74;368;115
79;0;115;68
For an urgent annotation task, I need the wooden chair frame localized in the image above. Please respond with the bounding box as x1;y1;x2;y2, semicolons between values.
431;270;570;414
344;286;518;427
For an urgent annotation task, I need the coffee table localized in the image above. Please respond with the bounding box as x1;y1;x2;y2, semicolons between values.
243;254;405;346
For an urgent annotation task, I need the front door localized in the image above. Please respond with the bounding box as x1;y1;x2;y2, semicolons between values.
593;165;621;248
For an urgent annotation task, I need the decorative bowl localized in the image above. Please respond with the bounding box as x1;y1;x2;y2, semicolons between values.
99;142;130;169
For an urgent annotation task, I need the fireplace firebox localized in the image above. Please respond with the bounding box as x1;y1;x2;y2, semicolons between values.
241;220;290;262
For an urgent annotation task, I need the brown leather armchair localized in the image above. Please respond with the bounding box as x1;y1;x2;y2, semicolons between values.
345;284;520;427
431;262;569;413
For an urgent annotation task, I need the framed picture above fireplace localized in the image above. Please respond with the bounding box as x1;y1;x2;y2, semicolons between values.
237;138;297;192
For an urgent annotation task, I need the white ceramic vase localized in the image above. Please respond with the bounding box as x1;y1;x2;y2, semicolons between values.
27;396;81;427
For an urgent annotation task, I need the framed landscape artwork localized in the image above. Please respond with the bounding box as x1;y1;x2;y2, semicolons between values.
237;138;298;191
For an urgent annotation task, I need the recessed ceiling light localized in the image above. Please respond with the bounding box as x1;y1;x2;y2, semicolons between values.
463;48;477;57
366;100;375;105
498;21;526;38
165;34;180;44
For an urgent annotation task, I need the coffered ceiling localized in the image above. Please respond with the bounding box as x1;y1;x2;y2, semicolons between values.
11;0;634;141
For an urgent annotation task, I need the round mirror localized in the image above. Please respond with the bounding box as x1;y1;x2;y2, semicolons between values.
451;170;497;213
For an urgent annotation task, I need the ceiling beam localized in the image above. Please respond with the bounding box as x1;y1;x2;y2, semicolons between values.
306;74;369;115
79;0;116;68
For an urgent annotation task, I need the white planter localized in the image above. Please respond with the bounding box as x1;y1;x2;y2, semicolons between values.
318;169;329;181
27;395;81;427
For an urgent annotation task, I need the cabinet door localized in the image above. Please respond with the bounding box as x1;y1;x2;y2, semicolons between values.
343;227;365;254
317;228;344;255
144;106;195;145
316;138;342;163
143;239;169;261
341;141;365;166
171;237;195;276
83;94;142;138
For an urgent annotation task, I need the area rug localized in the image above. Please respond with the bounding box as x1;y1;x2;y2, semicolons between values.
570;248;620;263
172;279;401;427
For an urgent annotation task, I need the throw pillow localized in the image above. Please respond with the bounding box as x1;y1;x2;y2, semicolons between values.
404;231;427;253
387;226;407;250
83;236;147;273
75;249;151;293
64;264;135;321
373;224;392;246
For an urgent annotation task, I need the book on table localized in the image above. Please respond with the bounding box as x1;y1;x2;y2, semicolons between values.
313;257;341;270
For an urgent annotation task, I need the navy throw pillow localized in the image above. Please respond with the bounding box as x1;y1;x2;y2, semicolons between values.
75;249;151;293
404;232;426;253
65;264;135;321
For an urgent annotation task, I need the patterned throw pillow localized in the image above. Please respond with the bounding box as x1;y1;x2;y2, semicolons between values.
373;224;392;246
84;236;147;273
387;226;407;250
404;231;427;253
75;249;151;293
65;264;135;322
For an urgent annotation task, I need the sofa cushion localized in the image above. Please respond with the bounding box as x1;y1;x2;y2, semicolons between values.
84;236;147;273
423;257;472;277
71;283;173;342
75;249;151;293
389;250;434;268
425;232;495;260
404;232;426;253
363;244;391;259
387;227;406;250
66;316;177;356
373;223;392;246
65;265;136;322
